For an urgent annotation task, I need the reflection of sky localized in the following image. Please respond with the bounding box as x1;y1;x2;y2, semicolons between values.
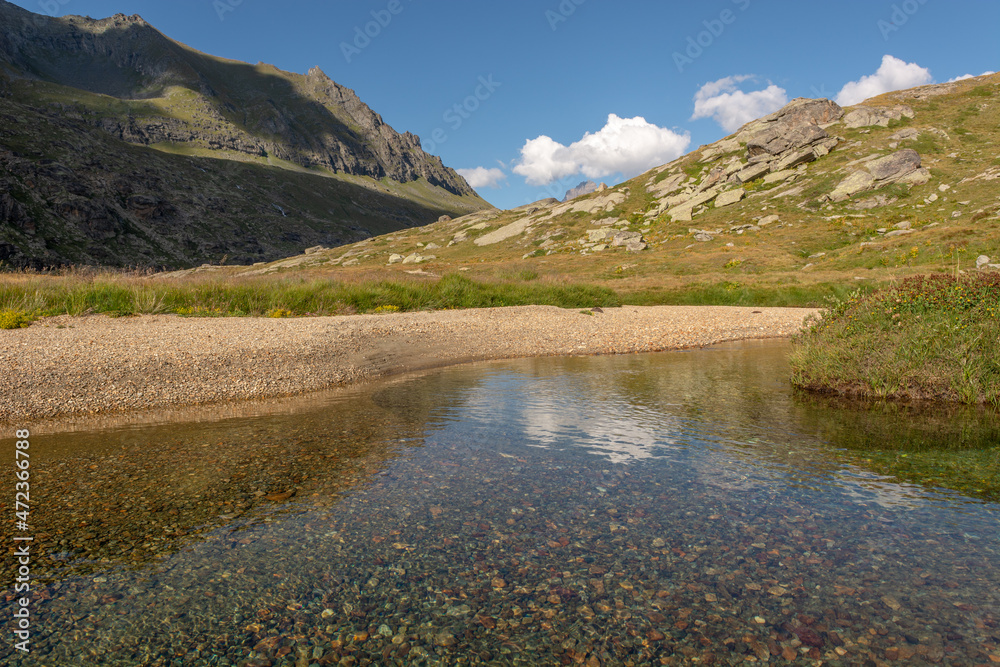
451;370;683;464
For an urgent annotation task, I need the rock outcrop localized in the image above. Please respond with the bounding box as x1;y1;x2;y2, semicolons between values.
733;99;843;176
736;98;844;154
842;105;914;128
829;149;930;201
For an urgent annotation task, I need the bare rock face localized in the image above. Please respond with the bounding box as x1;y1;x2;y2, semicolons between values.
830;149;929;201
843;105;914;128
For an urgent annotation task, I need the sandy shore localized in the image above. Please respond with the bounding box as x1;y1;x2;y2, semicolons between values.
0;305;817;424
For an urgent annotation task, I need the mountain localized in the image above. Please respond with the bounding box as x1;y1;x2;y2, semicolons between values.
0;1;491;268
224;73;1000;291
562;180;601;202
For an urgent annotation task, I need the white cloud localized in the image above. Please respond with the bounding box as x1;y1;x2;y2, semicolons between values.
456;166;506;189
947;71;995;83
512;114;690;186
690;75;788;132
836;55;933;106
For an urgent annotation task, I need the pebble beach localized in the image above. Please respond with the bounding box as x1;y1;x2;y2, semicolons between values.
0;305;818;424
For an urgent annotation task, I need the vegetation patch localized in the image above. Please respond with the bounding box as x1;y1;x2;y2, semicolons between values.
0;308;33;329
0;271;622;318
790;273;1000;405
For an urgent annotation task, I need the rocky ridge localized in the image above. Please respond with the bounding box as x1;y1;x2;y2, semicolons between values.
0;1;490;267
0;1;474;196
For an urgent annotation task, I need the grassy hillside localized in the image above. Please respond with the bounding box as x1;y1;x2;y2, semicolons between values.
2;75;997;311
204;74;996;302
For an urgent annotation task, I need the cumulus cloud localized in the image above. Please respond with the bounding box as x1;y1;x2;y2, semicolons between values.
690;75;788;132
456;166;507;189
512;114;690;186
947;71;995;83
836;55;933;106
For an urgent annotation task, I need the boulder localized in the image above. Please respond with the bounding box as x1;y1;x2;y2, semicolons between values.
763;170;797;185
646;173;686;198
867;148;921;180
387;254;403;264
889;128;920;141
611;231;643;247
849;194;897;210
587;229;613;243
667;186;721;220
771;148;816;172
735;162;771;184
670;207;694;223
569;191;626;214
474;216;531;246
747;124;828;158
696;165;728;192
830;149;928;201
976;255;991;269
715;188;745;208
842;105;914;128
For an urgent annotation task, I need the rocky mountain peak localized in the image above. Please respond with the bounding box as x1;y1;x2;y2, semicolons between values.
563;180;599;202
0;0;478;197
0;0;490;268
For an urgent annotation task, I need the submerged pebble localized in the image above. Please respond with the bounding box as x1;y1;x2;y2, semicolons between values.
2;345;999;666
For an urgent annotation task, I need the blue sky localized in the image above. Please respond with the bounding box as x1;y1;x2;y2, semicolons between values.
11;0;998;209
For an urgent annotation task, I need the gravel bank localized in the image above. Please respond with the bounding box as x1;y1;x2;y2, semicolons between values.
0;305;817;424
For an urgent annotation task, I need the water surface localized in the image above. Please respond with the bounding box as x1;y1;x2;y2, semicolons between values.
2;341;999;666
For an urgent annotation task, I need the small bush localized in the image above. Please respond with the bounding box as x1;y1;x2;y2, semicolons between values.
266;308;294;318
0;309;33;329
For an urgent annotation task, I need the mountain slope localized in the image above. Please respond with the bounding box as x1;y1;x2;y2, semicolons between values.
0;1;490;268
229;74;1000;294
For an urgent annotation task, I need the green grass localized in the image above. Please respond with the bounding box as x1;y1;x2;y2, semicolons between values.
619;280;861;308
789;273;1000;405
0;269;856;324
0;271;622;319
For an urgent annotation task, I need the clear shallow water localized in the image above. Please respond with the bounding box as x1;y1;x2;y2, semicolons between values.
2;341;999;666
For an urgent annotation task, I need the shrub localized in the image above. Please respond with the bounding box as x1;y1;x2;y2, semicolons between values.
0;309;33;329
